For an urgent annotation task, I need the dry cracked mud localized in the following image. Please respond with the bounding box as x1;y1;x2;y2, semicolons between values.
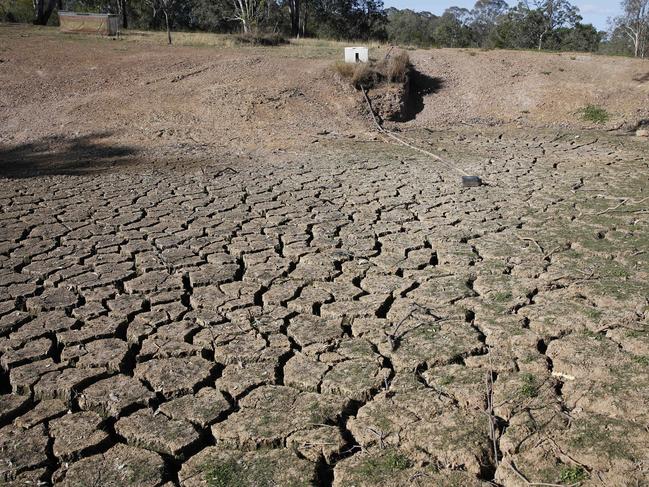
1;127;648;487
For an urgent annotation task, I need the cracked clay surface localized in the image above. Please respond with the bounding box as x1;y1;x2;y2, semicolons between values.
1;128;648;486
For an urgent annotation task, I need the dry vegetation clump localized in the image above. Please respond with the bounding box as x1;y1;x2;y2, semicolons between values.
234;32;288;46
383;50;410;83
333;50;411;89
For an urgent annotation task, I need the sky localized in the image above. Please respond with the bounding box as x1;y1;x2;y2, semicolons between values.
382;1;621;30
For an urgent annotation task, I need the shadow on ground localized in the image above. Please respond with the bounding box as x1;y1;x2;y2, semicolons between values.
632;72;649;83
403;70;444;122
0;133;139;178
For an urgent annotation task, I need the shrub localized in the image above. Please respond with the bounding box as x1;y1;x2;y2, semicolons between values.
332;49;410;90
580;105;609;124
332;61;355;79
559;465;588;483
351;62;380;89
234;32;288;46
383;51;410;83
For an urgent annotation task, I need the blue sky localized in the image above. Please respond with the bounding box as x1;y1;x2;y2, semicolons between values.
383;1;620;30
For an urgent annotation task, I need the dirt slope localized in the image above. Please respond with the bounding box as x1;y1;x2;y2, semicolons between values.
2;25;649;172
406;48;649;129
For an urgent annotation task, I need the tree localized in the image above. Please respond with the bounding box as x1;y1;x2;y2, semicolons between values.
470;0;508;47
145;0;178;44
286;0;301;36
386;8;438;47
33;0;58;24
230;0;267;32
435;8;473;47
546;22;601;51
311;0;386;41
529;0;581;50
613;0;649;57
491;2;545;49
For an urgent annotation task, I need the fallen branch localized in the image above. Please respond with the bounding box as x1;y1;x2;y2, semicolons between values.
596;196;649;215
517;236;544;254
360;86;473;179
485;354;499;470
569;138;599;151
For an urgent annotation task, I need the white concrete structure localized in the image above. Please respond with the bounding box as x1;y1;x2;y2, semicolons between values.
344;47;368;64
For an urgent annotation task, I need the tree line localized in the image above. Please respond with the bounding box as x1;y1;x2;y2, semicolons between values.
2;0;648;56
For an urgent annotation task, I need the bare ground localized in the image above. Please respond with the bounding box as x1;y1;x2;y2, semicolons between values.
1;24;649;487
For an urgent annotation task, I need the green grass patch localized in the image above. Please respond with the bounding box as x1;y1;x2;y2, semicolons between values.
438;375;454;386
580;105;609;124
203;457;292;487
519;373;539;398
354;450;412;483
490;291;513;303
633;355;649;366
583;329;604;341
559;465;588;483
205;461;239;487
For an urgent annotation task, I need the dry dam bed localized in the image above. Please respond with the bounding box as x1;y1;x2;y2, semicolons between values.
0;130;648;486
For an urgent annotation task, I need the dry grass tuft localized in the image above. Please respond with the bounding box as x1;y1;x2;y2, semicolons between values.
333;49;410;90
333;61;356;79
382;51;410;83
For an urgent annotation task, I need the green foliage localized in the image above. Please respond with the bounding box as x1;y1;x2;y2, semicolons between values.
355;450;412;483
580;105;609;124
439;375;454;385
490;291;512;302
1;0;608;54
519;373;539;398
491;6;546;49
203;457;291;487
559;465;588;483
0;0;34;23
205;462;238;487
633;355;649;366
434;10;474;48
385;8;437;47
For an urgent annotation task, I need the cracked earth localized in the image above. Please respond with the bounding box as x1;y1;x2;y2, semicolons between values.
2;128;648;486
2;25;649;487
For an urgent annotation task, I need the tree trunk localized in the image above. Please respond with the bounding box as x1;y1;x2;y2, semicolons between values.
300;3;307;38
33;0;57;25
289;0;300;37
121;0;128;28
164;9;171;45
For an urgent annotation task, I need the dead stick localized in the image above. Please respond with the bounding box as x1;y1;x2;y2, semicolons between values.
517;236;544;254
597;196;649;215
